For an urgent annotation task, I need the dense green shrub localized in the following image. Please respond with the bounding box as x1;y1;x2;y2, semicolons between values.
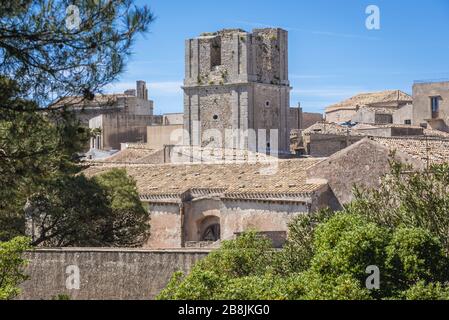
159;164;449;300
0;237;30;300
401;281;449;300
386;227;449;290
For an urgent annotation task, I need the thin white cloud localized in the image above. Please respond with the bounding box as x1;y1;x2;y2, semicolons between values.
236;20;380;41
290;74;341;79
235;20;278;29
302;29;380;41
147;81;183;95
104;82;136;93
132;60;183;65
292;87;368;98
105;81;183;96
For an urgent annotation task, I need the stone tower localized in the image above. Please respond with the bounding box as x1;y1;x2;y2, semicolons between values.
136;80;148;101
182;28;291;155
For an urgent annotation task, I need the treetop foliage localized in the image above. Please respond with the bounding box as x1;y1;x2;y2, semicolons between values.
26;168;150;247
0;0;154;108
0;237;31;300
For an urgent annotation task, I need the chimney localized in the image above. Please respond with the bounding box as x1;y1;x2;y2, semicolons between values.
136;80;148;100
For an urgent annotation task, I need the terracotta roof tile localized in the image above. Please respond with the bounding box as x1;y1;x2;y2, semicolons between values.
97;147;158;163
83;159;326;198
325;90;412;113
303;122;364;136
373;137;449;165
53;94;133;108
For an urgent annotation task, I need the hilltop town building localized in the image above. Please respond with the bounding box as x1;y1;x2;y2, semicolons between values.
324;90;412;124
144;113;184;150
308;136;449;205
56;81;163;152
300;121;449;158
412;80;449;131
84;130;449;249
182;28;291;155
85;159;339;249
77;28;449;251
59;81;155;126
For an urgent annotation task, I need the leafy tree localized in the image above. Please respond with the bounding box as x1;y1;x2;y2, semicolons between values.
0;237;31;300
199;231;274;278
25;174;109;246
25;169;149;247
214;275;289;300
275;208;333;275
311;214;390;282
348;162;449;251
0;0;154;108
292;272;372;300
401;281;449;300
159;214;449;300
93;168;150;247
157;231;274;300
0;1;154;241
385;227;449;291
292;214;449;300
0;78;91;241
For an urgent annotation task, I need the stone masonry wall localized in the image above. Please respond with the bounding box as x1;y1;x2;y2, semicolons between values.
19;248;208;300
91;114;161;151
305;134;364;157
145;203;182;249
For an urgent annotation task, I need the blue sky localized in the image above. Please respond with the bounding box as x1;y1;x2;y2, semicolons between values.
107;0;449;114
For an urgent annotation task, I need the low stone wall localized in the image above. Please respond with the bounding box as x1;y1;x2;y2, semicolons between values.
19;248;209;300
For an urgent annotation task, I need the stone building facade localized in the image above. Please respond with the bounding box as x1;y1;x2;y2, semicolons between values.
325;90;412;124
59;81;155;126
289;105;323;131
145;113;184;150
393;104;413;125
299;121;449;159
56;81;161;152
412;80;449;131
85;159;340;249
182;28;291;155
89;114;162;151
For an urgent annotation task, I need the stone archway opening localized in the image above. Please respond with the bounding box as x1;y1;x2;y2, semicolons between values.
199;216;221;242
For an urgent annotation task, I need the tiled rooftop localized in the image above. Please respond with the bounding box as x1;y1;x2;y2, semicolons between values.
91;145;278;165
83;158;326;199
302;122;364;136
305;122;449;140
53;94;133;108
96;147;159;164
373;137;449;165
325;90;412;113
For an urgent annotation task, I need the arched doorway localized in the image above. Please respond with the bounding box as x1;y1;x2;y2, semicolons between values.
199;216;221;242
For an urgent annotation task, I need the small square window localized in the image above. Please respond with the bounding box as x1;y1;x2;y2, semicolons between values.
404;120;411;125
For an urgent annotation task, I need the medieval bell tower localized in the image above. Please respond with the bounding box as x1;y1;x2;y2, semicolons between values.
182;28;291;155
